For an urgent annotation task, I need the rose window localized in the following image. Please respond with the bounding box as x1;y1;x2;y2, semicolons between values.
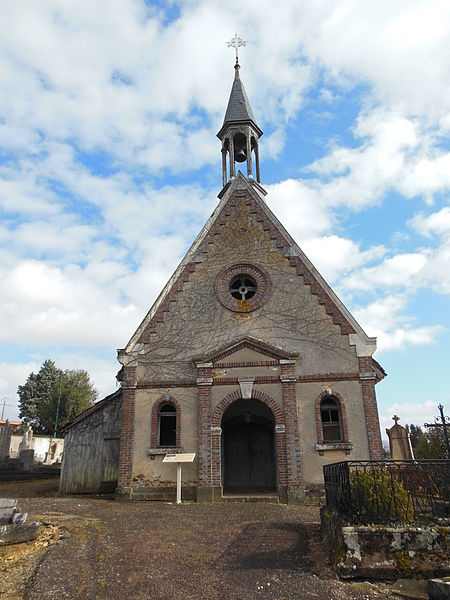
229;275;257;300
215;263;270;313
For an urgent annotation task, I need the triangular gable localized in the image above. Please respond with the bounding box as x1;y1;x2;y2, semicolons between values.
194;336;298;365
119;173;376;364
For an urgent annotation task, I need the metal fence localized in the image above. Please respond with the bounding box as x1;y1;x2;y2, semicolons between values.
323;460;450;524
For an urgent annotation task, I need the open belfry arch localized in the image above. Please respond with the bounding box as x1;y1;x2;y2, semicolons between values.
60;38;385;502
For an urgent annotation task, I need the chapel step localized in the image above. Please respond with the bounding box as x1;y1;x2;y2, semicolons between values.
221;494;279;504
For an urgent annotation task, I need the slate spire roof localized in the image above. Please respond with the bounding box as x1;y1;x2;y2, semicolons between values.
222;63;256;125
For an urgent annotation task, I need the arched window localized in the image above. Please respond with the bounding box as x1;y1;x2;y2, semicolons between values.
158;403;177;447
320;397;343;443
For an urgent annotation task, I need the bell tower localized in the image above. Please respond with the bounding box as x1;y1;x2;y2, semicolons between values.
217;35;264;194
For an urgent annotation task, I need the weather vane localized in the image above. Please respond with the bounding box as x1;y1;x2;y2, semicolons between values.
226;33;247;64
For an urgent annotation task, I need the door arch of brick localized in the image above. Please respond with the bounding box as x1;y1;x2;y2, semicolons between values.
210;390;288;491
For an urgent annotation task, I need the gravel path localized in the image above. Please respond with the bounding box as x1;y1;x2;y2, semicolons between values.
0;481;395;600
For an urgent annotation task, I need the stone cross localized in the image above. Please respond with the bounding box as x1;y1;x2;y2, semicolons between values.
226;33;247;63
393;415;400;425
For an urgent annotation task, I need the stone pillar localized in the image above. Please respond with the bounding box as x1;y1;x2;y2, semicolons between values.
221;145;227;186
246;131;253;179
359;357;384;460
117;366;137;497
18;426;32;453
197;362;214;501
254;142;261;183
280;360;302;503
0;420;12;459
19;448;34;469
229;137;235;178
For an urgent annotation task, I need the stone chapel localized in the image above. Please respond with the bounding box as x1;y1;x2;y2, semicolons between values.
60;57;386;503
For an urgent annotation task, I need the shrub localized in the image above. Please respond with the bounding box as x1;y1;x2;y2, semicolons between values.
347;467;414;524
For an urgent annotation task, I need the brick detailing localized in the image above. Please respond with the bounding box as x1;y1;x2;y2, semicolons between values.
287;256;355;335
215;263;271;313
358;357;384;460
150;395;181;448
118;366;137;488
136;371;360;388
213;376;280;385
314;390;349;445
137;380;196;389
214;360;279;368
136;188;356;344
280;362;302;485
299;372;359;383
197;365;213;486
211;389;288;489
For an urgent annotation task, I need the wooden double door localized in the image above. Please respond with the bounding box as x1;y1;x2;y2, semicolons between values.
223;420;276;492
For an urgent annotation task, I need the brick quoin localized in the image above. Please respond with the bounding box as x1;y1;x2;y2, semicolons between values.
280;361;302;486
358;357;384;460
118;366;136;488
197;364;213;487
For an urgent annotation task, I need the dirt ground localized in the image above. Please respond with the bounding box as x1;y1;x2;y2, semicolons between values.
0;480;397;600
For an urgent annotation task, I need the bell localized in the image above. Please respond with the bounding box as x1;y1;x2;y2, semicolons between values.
234;147;247;163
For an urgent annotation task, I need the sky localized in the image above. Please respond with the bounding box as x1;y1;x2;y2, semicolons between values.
1;0;449;438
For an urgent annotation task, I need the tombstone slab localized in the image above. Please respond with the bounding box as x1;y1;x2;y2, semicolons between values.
0;522;39;546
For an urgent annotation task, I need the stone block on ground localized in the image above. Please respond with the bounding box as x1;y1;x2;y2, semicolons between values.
0;507;16;524
428;577;450;600
391;578;429;599
0;522;39;546
12;511;28;524
0;498;17;508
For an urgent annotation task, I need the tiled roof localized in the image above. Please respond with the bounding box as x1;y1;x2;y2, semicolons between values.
223;74;256;124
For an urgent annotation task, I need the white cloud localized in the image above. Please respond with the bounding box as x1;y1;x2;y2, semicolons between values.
302;235;385;283
266;179;331;241
353;295;444;352
342;252;428;293
410;207;450;238
380;400;439;442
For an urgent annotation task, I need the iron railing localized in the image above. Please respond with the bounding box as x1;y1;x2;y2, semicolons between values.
323;460;450;524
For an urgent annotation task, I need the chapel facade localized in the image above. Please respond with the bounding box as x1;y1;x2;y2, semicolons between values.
60;58;385;503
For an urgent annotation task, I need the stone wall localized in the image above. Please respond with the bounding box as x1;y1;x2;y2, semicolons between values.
322;509;450;579
9;436;64;463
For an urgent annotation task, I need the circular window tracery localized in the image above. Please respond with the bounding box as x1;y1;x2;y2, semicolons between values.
229;275;257;300
215;263;270;313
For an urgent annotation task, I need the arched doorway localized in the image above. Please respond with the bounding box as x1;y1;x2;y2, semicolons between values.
222;399;276;493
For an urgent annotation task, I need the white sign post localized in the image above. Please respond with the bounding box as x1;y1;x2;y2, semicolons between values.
162;453;196;504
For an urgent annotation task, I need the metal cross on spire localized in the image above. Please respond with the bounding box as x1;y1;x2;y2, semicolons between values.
226;33;247;64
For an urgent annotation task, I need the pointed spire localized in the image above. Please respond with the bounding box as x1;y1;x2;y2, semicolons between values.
217;37;264;193
222;65;257;125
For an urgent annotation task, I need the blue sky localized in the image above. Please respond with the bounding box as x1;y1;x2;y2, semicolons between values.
1;1;450;437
